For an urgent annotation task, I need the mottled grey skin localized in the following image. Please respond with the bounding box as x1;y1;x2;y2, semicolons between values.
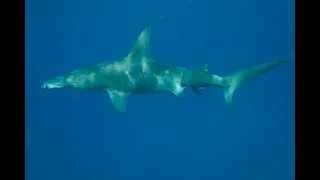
42;27;190;112
42;27;290;112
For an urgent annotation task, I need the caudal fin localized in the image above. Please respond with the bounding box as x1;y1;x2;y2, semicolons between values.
222;56;291;106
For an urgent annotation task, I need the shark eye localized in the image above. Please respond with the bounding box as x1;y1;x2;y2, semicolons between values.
181;81;186;86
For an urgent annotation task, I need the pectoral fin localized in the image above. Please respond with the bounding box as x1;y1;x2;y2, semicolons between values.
107;90;130;112
170;83;185;99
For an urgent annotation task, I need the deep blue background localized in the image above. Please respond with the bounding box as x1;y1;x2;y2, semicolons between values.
26;0;295;179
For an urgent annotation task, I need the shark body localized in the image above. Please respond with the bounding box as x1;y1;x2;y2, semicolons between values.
42;27;290;112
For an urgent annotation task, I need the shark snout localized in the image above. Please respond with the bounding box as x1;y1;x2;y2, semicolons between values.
41;77;76;89
41;79;66;89
41;82;62;89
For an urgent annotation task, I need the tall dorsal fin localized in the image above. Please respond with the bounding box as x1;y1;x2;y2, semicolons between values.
127;27;152;61
200;64;209;71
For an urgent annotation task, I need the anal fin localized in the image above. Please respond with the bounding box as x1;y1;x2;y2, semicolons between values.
192;87;202;95
107;90;130;112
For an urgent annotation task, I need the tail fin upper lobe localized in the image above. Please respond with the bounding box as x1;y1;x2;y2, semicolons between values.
222;56;291;106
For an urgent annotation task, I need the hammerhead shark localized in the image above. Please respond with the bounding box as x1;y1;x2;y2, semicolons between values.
42;27;290;112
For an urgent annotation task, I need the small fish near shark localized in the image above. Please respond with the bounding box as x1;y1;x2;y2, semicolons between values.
42;27;291;112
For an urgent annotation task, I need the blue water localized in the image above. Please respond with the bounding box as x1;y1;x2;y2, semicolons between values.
26;0;295;179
